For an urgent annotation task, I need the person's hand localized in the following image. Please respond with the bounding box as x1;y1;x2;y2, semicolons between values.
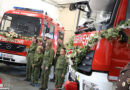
45;67;48;70
61;74;64;78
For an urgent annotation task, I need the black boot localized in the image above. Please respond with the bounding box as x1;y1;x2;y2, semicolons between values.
24;78;30;81
39;88;46;90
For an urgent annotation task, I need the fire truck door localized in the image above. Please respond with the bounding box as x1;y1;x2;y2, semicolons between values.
109;0;130;80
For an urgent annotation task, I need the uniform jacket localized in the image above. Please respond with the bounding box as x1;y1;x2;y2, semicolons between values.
33;53;43;67
116;62;130;90
55;56;68;75
42;48;54;68
28;42;37;53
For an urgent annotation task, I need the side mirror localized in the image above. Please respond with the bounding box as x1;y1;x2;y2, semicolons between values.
69;1;91;18
86;11;91;18
69;3;78;11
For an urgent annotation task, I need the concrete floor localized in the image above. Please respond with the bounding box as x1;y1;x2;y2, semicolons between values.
0;62;116;90
0;63;55;90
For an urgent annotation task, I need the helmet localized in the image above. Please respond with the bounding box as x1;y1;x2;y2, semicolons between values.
44;33;53;39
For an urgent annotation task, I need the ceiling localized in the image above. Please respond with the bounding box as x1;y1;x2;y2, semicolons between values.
43;0;87;5
42;0;88;8
50;0;88;4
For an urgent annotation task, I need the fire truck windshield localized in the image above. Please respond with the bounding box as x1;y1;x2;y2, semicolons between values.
79;0;116;30
0;14;42;37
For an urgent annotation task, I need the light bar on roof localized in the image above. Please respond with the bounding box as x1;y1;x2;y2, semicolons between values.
13;6;44;13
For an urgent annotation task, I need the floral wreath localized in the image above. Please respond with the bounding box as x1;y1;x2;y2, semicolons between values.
66;20;130;70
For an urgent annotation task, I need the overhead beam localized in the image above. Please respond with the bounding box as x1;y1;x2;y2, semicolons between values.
41;0;66;8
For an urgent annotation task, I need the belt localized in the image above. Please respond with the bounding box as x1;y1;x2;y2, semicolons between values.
55;68;63;70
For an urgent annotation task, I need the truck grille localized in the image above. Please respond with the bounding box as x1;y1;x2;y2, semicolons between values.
0;42;26;52
0;57;15;62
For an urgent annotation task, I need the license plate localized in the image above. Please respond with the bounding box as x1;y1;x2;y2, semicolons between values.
0;84;4;88
0;53;2;57
0;53;13;59
70;71;77;81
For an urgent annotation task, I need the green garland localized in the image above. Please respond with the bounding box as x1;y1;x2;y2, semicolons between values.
66;20;130;70
128;37;130;48
0;31;32;41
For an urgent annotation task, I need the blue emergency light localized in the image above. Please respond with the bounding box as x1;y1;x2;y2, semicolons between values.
13;6;44;13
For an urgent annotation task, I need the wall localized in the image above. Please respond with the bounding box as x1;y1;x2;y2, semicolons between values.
59;7;79;44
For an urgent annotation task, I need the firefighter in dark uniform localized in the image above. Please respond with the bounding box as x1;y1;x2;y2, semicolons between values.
40;40;54;90
55;48;68;90
31;46;43;87
25;36;37;81
116;62;130;90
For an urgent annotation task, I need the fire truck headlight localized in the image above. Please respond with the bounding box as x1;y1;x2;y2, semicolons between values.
25;48;29;52
85;56;89;60
77;50;95;74
83;63;86;66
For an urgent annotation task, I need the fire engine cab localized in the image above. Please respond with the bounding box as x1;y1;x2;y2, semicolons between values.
0;7;64;65
67;0;130;90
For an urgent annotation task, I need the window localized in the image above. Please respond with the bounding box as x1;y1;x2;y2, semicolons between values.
0;15;12;31
126;0;130;20
42;20;48;36
0;14;42;37
43;21;55;39
49;24;55;39
78;0;117;30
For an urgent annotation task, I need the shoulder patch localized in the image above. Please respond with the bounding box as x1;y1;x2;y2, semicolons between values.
122;82;126;87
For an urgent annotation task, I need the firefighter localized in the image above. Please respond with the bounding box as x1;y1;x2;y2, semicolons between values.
116;62;130;90
50;38;64;82
31;46;43;87
55;38;65;67
44;33;55;81
55;48;68;90
37;37;45;79
40;40;54;90
25;36;37;81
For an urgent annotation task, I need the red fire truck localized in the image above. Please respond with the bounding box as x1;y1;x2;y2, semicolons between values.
67;0;130;90
0;7;64;65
